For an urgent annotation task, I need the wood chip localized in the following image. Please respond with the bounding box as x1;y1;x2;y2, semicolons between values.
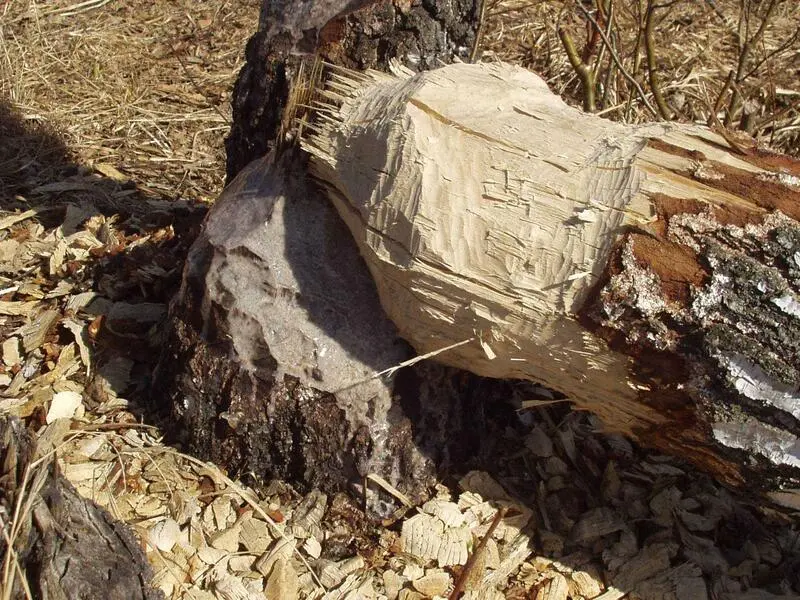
438;525;471;566
239;516;273;554
264;557;298;600
149;517;182;552
2;336;21;367
400;513;444;562
45;390;83;423
210;571;252;600
525;426;554;457
535;573;569;600
570;569;604;599
227;555;256;573
302;535;322;559
17;309;60;352
61;318;92;375
209;525;241;552
49;236;68;275
412;568;452;597
382;570;405;600
613;542;677;590
569;508;625;545
459;470;511;501
421;499;465;527
0;300;39;316
255;538;294;577
289;489;327;538
0;239;21;264
0;209;38;230
319;556;365;588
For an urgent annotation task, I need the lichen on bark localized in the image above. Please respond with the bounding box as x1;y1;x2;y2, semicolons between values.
590;204;800;477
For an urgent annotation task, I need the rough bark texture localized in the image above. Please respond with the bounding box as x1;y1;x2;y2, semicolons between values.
298;59;800;505
155;0;502;507
0;416;162;600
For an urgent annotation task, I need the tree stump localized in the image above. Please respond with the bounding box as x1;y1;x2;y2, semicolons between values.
154;0;491;508
0;416;162;600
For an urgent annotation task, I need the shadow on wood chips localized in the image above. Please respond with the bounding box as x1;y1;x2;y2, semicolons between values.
0;98;205;423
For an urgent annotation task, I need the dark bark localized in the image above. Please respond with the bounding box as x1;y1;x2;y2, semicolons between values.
225;0;481;181
0;416;162;600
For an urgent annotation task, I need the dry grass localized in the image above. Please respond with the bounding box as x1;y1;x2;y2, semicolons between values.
0;0;261;205
482;0;800;156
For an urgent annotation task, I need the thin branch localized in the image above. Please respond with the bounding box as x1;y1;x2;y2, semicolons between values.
558;26;596;112
709;70;735;127
741;26;800;82
575;2;659;117
726;0;781;125
448;506;508;600
644;0;673;119
470;0;488;63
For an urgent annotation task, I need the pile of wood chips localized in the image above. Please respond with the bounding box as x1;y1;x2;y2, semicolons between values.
2;200;799;599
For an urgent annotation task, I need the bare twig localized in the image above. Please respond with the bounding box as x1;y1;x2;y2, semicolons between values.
644;0;673;119
710;69;735;126
471;0;489;62
725;0;782;125
575;2;659;117
448;506;508;599
558;26;596;112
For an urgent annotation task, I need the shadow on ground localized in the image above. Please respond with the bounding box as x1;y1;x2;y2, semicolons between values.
0;98;206;424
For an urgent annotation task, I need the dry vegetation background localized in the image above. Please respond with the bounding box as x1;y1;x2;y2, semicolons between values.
483;0;799;156
0;0;799;599
1;0;261;207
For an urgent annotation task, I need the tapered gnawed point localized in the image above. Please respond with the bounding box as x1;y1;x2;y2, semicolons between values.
295;60;800;503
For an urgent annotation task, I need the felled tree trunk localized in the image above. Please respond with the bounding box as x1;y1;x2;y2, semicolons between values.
154;0;491;507
0;417;162;600
298;61;800;506
156;0;800;508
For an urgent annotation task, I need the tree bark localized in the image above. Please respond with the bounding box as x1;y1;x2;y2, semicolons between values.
299;60;800;506
0;416;162;600
225;0;480;182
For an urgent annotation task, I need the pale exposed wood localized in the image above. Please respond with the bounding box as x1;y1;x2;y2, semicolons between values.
300;61;800;499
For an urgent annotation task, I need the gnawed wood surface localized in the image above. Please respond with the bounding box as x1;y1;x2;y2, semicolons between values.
300;61;800;503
